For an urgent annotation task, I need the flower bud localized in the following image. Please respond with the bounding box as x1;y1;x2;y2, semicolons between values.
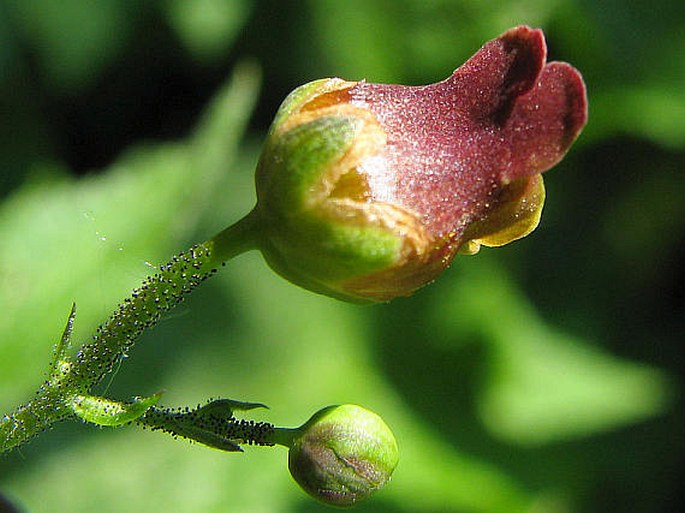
287;405;399;507
254;26;587;302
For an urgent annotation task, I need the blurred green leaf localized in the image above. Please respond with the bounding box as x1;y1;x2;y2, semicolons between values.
0;63;260;408
4;0;130;91
307;0;568;83
431;257;672;445
165;0;253;62
586;87;685;149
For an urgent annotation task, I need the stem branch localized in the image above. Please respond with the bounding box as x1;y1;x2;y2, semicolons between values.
1;213;263;454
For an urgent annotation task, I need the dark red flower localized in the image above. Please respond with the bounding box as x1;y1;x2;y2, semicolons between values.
253;26;587;302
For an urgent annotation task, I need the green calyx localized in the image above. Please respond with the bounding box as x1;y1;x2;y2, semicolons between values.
253;79;426;303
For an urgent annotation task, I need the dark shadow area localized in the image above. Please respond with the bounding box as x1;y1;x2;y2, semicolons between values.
523;139;685;375
371;270;685;512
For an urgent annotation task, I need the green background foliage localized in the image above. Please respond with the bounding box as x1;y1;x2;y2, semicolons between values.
1;1;683;511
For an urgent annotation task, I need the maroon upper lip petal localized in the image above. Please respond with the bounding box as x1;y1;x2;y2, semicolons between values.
502;60;588;182
451;25;547;124
347;25;587;239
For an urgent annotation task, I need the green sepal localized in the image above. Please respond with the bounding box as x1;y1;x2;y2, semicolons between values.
257;114;360;214
182;430;242;452
268;78;333;132
69;392;163;427
256;114;403;301
260;218;402;303
196;398;268;416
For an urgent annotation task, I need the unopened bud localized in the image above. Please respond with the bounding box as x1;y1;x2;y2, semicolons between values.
286;405;399;507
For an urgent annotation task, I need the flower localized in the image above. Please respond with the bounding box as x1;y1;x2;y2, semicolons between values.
253;26;587;303
286;405;399;507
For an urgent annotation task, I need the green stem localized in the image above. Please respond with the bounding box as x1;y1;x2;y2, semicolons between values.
135;401;276;452
268;427;300;448
132;401;301;451
211;208;262;263
0;394;70;453
69;214;261;391
1;213;263;454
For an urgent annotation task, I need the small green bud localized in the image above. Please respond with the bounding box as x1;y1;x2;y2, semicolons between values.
286;404;399;507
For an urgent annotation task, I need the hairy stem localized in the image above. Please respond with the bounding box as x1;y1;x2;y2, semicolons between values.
1;213;262;454
136;402;275;452
0;394;70;453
